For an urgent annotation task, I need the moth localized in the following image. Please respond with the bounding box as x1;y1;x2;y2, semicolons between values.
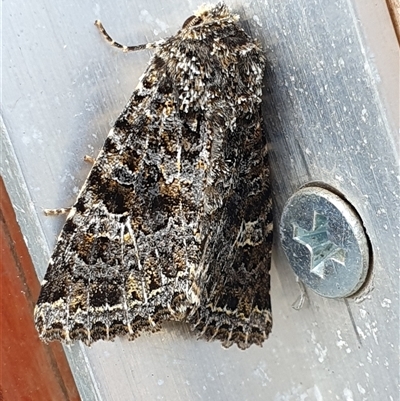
34;2;273;350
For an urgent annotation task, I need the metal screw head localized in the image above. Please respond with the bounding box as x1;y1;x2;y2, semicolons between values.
279;186;370;298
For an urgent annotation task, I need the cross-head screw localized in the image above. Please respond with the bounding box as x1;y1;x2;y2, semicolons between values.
280;186;371;298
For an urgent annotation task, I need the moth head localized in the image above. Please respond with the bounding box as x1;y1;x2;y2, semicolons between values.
181;2;238;29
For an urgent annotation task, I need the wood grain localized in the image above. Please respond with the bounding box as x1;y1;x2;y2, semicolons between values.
0;177;80;401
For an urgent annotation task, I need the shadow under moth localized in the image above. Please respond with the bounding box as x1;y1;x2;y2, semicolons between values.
34;2;273;350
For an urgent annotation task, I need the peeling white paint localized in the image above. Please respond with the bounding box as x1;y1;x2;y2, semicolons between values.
309;330;328;362
365;321;379;345
367;350;373;363
252;15;262;27
336;330;351;353
356;326;366;340
315;343;328;363
314;385;323;401
357;383;366;394
343;388;354;401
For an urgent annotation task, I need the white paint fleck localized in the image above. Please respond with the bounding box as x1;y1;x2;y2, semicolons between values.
273;385;303;401
139;9;169;35
157;379;164;386
21;134;32;146
32;129;44;144
140;9;153;23
357;383;366;394
309;330;328;362
336;330;351;353
343;388;354;401
356;326;366;340
154;18;169;34
274;385;324;401
253;361;272;386
359;308;367;318
381;298;391;308
253;15;262;27
315;343;328;362
299;392;308;401
314;385;323;401
365;321;379;345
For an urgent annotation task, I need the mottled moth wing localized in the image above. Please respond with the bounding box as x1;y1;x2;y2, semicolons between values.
34;54;201;344
188;106;273;350
34;2;273;348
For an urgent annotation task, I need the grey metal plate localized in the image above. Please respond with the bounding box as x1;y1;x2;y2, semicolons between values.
2;0;398;400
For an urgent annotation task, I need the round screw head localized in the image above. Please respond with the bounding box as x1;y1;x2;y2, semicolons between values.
280;186;370;298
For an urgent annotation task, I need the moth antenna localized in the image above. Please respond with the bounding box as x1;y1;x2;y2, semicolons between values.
95;20;158;52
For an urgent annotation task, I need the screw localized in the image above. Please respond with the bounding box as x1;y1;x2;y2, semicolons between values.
279;186;370;298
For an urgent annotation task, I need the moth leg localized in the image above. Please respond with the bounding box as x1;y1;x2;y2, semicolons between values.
44;157;91;217
94;20;149;52
83;155;95;164
43;207;72;216
292;276;308;310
